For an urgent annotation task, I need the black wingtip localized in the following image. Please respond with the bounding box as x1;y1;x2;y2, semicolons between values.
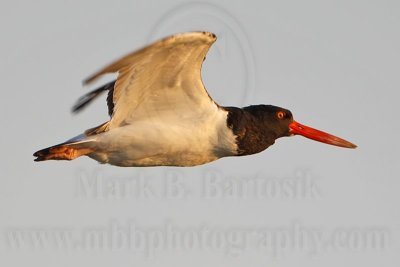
71;80;116;114
71;88;104;114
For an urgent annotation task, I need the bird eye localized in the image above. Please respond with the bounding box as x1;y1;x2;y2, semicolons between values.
276;111;285;119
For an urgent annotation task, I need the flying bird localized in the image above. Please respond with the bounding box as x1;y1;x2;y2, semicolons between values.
34;32;356;167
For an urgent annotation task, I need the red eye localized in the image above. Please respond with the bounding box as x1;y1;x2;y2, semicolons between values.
276;111;285;119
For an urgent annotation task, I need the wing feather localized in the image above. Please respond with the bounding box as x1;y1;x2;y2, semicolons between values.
83;31;218;129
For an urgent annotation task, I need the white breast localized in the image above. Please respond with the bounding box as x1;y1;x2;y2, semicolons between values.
89;106;238;167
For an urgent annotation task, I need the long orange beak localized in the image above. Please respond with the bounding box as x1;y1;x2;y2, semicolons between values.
289;121;357;149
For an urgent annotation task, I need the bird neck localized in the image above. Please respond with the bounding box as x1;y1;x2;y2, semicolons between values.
224;106;278;156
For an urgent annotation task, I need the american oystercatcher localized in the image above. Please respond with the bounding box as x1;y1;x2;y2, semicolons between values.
34;32;356;167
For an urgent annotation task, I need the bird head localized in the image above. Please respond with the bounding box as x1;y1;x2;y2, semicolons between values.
247;105;357;149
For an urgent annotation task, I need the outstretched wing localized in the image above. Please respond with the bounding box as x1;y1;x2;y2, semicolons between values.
84;31;218;129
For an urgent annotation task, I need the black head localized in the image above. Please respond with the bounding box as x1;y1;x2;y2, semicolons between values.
225;104;294;155
243;105;294;138
244;104;356;149
226;104;356;156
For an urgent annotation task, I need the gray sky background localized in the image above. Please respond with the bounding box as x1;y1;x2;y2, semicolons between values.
1;0;399;266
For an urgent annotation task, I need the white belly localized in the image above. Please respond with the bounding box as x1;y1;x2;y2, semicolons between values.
88;108;238;167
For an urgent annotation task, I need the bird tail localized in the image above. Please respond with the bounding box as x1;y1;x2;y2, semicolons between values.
33;141;93;162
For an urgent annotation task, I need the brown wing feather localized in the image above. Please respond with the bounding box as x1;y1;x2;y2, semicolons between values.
78;32;217;133
83;32;216;85
84;121;109;136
